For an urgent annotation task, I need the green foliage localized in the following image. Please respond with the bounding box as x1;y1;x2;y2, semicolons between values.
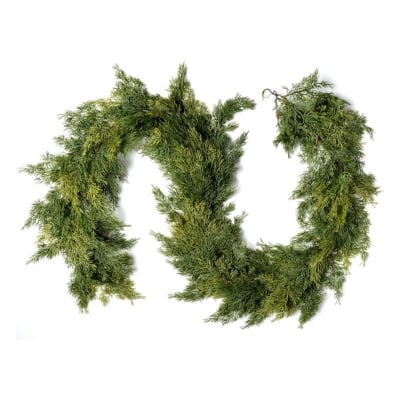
23;75;151;310
24;65;377;325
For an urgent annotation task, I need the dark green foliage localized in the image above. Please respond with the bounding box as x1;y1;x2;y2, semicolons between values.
23;73;152;310
24;65;377;325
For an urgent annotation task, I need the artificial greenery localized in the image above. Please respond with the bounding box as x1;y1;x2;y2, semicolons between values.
24;65;377;325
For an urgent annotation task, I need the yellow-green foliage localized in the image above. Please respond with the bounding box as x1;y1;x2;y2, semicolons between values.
24;65;377;325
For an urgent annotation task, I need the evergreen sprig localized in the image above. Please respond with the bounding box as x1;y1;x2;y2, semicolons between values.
23;69;153;309
24;65;377;325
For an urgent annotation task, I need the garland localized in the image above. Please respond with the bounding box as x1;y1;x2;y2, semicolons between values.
24;65;378;326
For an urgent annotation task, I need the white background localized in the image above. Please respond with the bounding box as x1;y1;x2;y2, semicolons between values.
3;0;399;398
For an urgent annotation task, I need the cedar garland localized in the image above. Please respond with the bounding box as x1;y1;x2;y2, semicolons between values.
24;65;378;325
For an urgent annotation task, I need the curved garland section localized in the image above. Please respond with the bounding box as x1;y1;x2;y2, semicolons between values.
24;65;377;325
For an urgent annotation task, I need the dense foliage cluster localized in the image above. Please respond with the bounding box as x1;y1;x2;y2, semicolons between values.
24;65;377;325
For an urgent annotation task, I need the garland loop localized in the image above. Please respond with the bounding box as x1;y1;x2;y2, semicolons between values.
24;65;378;326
